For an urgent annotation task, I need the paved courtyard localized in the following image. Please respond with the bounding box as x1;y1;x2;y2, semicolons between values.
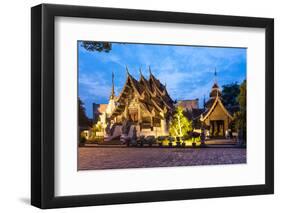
78;146;246;170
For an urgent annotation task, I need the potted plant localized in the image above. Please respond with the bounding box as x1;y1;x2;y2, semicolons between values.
192;138;196;147
157;136;165;147
139;135;145;147
176;136;181;147
149;139;153;147
181;135;188;147
168;136;174;147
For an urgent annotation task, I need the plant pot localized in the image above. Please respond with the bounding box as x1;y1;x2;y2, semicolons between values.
176;141;181;147
182;142;186;147
158;142;163;147
192;142;196;147
168;142;173;147
200;142;206;147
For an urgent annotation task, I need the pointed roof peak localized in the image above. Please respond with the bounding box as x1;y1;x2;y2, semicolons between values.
148;66;157;82
214;67;218;84
110;70;115;99
212;82;219;88
148;65;152;75
126;65;130;76
139;67;143;76
210;67;220;90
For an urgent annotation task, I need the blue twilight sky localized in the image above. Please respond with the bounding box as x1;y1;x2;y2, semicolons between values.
78;41;246;118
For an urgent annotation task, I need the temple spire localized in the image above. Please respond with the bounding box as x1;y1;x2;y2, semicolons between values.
126;65;130;76
110;70;115;99
148;65;152;75
139;67;143;77
210;68;222;99
203;95;206;110
214;67;217;84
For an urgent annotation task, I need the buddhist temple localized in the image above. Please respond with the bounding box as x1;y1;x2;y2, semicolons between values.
92;67;235;140
199;72;234;137
95;67;175;140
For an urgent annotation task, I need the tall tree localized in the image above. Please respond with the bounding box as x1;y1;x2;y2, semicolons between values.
169;106;193;137
221;82;240;109
81;41;112;52
234;80;246;143
78;98;91;127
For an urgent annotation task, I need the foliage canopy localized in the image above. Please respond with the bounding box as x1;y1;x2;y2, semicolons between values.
78;98;91;127
81;41;112;52
221;82;240;109
234;80;246;142
169;106;193;137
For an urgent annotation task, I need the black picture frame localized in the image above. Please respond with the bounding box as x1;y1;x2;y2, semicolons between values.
31;3;274;209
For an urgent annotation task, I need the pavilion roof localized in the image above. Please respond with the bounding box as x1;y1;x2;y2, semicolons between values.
200;94;234;121
111;68;174;117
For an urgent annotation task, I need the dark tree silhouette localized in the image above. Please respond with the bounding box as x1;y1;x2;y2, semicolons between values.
234;80;247;144
78;98;91;127
81;41;112;52
221;82;240;109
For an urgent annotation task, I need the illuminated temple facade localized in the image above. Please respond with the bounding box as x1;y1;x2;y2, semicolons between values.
92;68;235;140
95;68;175;139
199;81;234;137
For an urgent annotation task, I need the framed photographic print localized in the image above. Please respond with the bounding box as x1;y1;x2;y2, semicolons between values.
31;3;274;209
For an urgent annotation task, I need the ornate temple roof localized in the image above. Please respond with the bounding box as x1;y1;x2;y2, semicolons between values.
111;67;174;117
208;69;222;99
186;73;235;122
200;94;234;121
209;82;222;98
200;81;234;122
204;81;222;109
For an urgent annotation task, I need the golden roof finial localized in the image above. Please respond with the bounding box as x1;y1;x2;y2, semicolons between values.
148;65;152;75
214;67;217;84
126;65;130;76
110;70;115;99
139;66;143;76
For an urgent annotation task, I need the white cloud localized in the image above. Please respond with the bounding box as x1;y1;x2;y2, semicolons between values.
79;73;111;101
79;43;246;109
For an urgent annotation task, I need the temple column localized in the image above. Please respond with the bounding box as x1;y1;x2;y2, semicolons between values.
211;121;214;136
214;121;217;136
138;104;142;123
124;105;128;119
225;119;228;132
138;104;142;132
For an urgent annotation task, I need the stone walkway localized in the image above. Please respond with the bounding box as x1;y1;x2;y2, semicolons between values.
78;146;246;170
